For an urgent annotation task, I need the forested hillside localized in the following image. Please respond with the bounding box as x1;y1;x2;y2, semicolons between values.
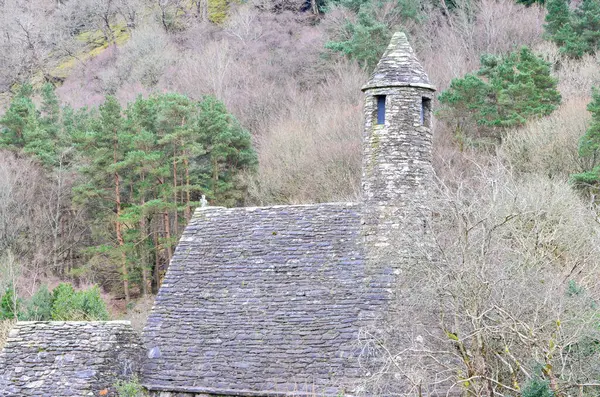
3;0;600;394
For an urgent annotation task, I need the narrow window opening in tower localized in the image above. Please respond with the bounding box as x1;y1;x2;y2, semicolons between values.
421;97;432;127
376;95;386;125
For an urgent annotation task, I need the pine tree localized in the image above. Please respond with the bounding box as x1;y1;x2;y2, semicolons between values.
122;96;162;295
572;87;600;193
0;89;258;296
545;0;600;58
573;0;600;55
103;96;132;302
0;83;71;167
197;95;257;206
325;6;391;70
438;47;561;142
74;96;132;301
0;84;37;148
544;0;570;36
40;83;60;136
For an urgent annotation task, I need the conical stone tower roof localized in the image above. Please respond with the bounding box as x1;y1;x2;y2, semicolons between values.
362;32;435;91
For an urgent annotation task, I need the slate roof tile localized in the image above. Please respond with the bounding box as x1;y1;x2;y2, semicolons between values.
142;203;393;396
362;32;434;91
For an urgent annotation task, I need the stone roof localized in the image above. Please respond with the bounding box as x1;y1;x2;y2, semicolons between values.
142;203;394;396
362;32;434;91
0;321;143;397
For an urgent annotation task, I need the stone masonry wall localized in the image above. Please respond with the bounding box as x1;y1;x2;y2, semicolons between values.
0;321;143;397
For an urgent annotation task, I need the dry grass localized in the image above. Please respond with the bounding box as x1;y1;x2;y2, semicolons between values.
557;55;600;101
245;60;365;204
123;295;156;333
419;0;546;92
500;98;592;179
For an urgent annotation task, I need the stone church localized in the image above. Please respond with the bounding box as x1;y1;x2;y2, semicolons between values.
0;32;440;397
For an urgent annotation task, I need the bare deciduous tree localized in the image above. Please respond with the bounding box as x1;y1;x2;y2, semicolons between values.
363;160;600;396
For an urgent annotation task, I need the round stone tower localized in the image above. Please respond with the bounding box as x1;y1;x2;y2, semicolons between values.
359;32;439;395
361;32;436;272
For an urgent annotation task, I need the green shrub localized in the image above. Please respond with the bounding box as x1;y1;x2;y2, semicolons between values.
78;286;110;320
114;376;147;397
0;285;21;320
208;0;229;24
521;378;554;397
21;285;53;321
51;283;109;321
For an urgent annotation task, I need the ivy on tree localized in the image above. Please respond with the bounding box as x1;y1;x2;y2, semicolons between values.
438;47;561;142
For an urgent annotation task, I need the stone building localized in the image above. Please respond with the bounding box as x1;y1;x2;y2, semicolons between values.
0;32;438;397
142;32;437;397
0;321;143;397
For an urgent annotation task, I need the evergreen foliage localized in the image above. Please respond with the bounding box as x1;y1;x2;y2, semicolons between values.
324;0;422;70
571;87;600;192
0;285;20;320
22;286;53;321
438;47;561;140
0;86;257;298
197;95;257;205
545;0;600;58
325;7;391;70
521;378;554;397
1;284;109;321
50;283;110;321
544;0;570;36
0;84;37;149
0;83;74;167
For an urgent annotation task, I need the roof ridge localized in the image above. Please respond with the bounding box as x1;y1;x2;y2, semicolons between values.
194;201;361;215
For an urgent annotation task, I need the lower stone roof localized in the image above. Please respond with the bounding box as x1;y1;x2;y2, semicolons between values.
142;203;393;396
0;321;142;397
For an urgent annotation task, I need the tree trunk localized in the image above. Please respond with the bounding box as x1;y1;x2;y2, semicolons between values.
152;223;160;293
163;211;173;267
139;189;149;297
115;172;129;302
114;131;129;302
212;157;219;202
197;0;208;21
184;157;191;222
173;156;178;235
310;0;318;15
